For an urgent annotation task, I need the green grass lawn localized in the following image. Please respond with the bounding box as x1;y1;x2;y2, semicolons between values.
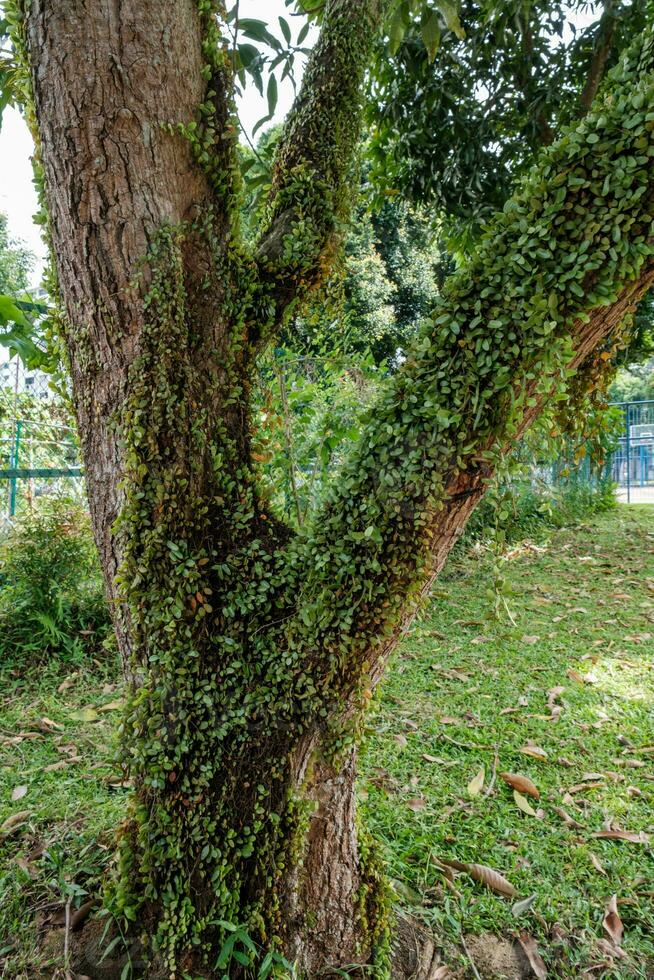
360;505;654;977
0;505;653;977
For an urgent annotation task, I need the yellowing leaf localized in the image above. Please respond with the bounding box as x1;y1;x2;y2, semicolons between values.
98;699;124;712
514;790;537;816
519;745;548;761
467;766;485;797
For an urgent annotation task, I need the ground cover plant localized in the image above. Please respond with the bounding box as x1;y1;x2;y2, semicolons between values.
361;505;654;978
0;505;652;977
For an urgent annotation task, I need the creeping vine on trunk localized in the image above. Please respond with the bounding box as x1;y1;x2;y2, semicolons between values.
9;0;654;975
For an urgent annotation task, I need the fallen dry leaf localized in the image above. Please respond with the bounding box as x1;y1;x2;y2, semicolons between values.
516;930;547;979
512;894;537;917
69;707;100;723
0;810;30;835
567;781;605;795
441;858;517;897
57;673;79;693
519;745;548;762
406;797;426;812
501;773;540;799
514;790;537;817
37;717;63;733
467;766;485;797
566;668;594;684
590;853;607;876
602;895;623;946
547;686;565;708
10;785;27;802
521;635;540;645
592;829;649;843
97;699;124;712
553;806;584;829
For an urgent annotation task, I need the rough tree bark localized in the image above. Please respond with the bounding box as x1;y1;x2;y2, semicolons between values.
16;0;654;975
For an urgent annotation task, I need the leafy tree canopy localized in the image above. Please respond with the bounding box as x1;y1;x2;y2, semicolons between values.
367;1;654;237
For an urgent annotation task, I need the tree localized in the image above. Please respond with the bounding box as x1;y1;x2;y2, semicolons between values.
5;0;654;975
0;211;32;294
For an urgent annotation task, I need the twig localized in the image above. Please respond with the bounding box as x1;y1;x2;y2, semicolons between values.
63;898;73;979
484;745;499;797
437;732;493;751
460;931;482;980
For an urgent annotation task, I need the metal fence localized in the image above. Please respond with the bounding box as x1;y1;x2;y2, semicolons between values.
610;400;654;503
1;364;652;530
0;363;83;530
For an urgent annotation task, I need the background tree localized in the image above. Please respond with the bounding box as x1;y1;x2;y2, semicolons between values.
0;210;32;294
2;1;654;977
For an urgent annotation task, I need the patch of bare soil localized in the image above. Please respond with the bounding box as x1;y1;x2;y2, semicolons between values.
463;934;532;980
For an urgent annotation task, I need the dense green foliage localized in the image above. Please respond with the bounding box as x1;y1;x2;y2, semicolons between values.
367;0;654;232
0;501;110;661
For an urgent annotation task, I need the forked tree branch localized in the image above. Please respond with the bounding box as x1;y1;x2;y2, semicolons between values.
270;29;654;709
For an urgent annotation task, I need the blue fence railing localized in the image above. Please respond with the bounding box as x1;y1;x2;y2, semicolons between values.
610;400;654;502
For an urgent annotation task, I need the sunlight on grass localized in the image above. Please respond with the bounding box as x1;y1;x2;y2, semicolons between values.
360;505;654;977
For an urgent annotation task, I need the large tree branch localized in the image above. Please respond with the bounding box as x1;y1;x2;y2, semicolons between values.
269;28;654;714
249;0;387;347
580;0;617;113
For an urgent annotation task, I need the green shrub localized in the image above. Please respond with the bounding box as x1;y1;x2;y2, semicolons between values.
0;500;110;663
466;474;617;545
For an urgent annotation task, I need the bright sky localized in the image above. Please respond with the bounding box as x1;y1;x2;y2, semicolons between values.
0;1;595;288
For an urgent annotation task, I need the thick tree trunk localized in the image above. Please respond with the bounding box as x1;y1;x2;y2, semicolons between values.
20;0;654;975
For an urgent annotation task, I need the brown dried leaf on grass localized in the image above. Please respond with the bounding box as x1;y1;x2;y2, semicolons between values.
500;773;540;799
441;859;517;897
602;895;623;946
593;829;649;843
0;810;30;835
590;853;607;876
553;806;584;829
516;930;547;979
